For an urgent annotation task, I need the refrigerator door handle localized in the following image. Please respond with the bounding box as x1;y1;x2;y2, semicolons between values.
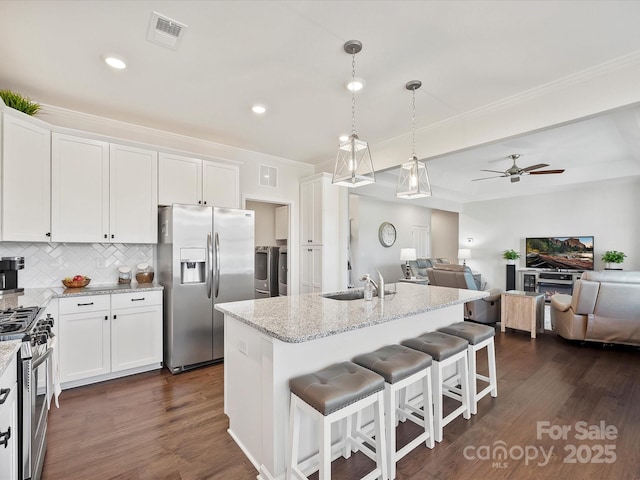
206;232;213;299
215;232;221;298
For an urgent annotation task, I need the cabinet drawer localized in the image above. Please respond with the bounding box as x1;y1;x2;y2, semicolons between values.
111;291;162;310
0;354;17;390
59;295;110;314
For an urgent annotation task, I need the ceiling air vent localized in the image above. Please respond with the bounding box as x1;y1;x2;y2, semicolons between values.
147;11;188;50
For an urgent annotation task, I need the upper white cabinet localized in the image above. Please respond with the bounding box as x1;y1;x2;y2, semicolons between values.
158;152;239;208
51;133;109;243
109;144;158;243
158;153;202;205
275;205;288;240
1;111;51;241
51;133;158;243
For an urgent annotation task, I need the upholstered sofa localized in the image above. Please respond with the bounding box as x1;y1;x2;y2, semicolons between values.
403;258;450;279
425;264;501;325
550;270;640;346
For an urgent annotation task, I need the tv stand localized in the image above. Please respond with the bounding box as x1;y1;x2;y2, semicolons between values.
518;270;583;301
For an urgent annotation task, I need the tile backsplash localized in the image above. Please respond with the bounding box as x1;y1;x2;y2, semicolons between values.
0;242;155;288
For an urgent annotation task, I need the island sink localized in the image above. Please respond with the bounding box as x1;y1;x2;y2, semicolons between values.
322;290;394;301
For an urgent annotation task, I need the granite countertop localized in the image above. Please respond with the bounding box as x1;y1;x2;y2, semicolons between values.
215;282;488;343
0;340;21;379
0;283;164;310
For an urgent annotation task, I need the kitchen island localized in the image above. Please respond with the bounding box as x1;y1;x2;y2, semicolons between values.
216;282;488;480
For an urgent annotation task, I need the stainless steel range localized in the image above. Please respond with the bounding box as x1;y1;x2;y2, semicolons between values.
0;305;54;480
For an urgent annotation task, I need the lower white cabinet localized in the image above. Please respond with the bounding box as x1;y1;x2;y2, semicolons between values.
0;354;18;480
58;291;163;387
300;246;322;294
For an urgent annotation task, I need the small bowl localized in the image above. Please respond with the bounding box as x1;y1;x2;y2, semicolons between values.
62;277;91;288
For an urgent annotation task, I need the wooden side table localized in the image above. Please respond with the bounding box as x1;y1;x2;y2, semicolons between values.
500;290;545;338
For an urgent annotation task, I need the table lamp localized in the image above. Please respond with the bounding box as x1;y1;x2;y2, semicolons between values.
458;248;471;266
400;248;417;278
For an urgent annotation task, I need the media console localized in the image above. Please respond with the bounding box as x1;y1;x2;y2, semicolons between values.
518;270;583;301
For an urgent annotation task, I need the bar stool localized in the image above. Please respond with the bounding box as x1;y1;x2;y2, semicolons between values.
287;361;387;480
438;322;497;415
401;331;471;442
353;345;434;480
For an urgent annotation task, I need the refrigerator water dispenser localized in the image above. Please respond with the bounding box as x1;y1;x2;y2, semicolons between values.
180;248;206;284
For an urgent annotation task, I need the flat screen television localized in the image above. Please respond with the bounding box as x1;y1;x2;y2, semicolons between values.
525;236;594;270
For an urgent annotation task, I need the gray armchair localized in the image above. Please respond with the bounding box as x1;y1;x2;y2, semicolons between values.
426;264;501;324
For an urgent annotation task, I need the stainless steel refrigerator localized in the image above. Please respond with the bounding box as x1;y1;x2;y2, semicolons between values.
158;204;255;373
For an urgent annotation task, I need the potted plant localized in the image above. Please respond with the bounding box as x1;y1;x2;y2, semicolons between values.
502;249;520;265
0;89;41;116
602;250;626;270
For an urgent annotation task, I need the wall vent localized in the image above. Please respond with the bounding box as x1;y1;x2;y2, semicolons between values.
259;165;278;188
147;11;188;50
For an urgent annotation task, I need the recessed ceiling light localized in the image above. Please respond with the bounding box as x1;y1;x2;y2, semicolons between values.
252;104;267;114
346;78;365;92
103;55;127;70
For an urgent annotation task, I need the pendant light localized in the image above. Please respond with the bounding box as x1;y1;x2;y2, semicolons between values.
332;40;375;188
396;80;432;199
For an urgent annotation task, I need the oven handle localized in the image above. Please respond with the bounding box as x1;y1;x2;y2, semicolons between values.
31;346;53;371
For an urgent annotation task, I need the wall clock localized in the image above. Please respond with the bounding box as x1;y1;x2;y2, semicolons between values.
378;222;396;247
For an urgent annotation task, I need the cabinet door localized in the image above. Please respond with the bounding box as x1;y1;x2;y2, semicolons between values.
300;246;322;294
0;385;17;480
59;309;111;383
110;144;158;243
111;304;162;372
158;153;202;205
51;133;109;243
275;205;288;240
300;179;322;244
202;161;239;208
1;113;51;241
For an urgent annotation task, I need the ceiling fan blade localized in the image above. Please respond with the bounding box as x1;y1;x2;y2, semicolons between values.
471;175;504;181
510;176;520;183
480;169;507;174
521;163;549;172
529;169;565;175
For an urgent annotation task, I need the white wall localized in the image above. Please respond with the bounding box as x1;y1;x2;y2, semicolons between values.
431;209;459;262
459;176;640;290
246;201;286;247
349;194;431;285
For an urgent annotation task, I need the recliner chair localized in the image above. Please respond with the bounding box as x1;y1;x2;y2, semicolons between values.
426;264;501;324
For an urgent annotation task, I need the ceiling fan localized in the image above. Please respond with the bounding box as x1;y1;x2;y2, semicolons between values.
472;154;565;183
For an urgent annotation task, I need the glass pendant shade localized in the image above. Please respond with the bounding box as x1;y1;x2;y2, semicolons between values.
333;134;375;187
396;155;432;199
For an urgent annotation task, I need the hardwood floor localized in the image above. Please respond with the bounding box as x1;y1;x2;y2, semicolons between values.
42;331;640;480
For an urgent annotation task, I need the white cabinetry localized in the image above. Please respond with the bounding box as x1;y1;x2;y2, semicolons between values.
52;134;158;243
299;173;346;293
0;354;18;480
275;205;288;240
58;291;163;388
158;152;239;208
111;292;162;372
1;111;51;241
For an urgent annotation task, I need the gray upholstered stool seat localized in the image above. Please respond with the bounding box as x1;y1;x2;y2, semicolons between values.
401;331;471;442
352;344;432;383
437;321;498;415
438;321;495;345
287;362;388;480
353;345;434;480
402;331;468;360
289;361;384;415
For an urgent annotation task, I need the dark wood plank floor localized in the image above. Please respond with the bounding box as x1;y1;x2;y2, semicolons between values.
42;331;640;480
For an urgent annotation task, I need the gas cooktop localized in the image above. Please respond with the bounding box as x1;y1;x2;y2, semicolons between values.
0;306;41;339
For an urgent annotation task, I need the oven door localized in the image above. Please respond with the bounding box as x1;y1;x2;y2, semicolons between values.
22;346;52;480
